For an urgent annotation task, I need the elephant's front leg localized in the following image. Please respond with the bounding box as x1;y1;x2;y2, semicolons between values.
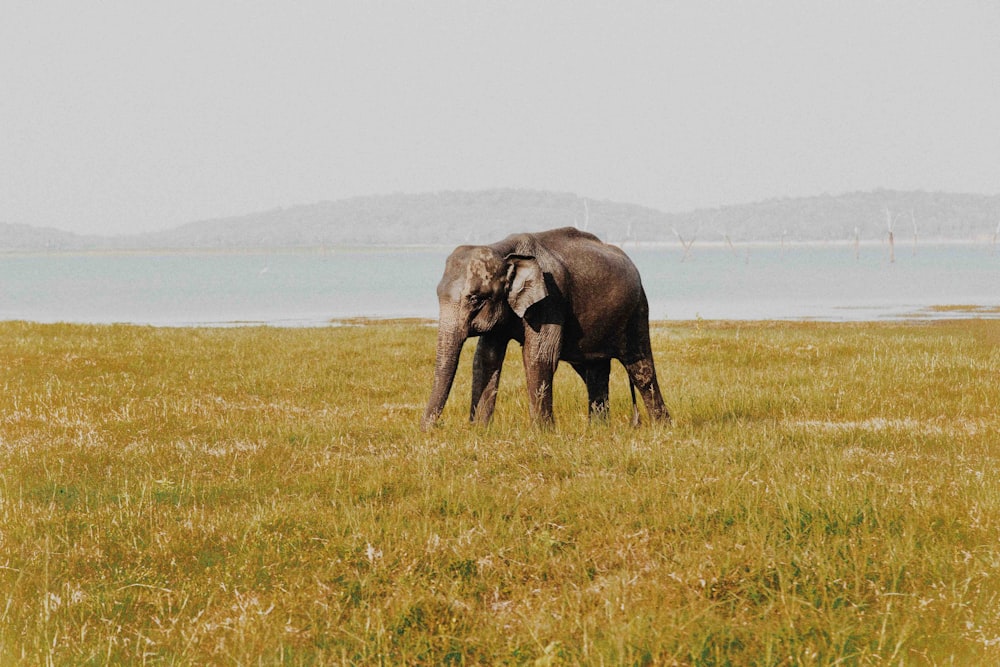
471;334;508;424
522;323;562;426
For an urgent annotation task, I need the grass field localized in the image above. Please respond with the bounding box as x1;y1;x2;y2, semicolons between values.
1;319;999;664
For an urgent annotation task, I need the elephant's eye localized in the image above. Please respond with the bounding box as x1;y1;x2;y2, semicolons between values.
467;293;485;308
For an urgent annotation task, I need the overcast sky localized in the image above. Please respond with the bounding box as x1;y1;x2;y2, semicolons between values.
2;2;998;235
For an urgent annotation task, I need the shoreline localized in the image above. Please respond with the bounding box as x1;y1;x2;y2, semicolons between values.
4;306;1000;330
1;237;997;257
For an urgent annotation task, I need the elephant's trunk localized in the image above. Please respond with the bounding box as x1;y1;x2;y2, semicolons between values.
422;318;467;430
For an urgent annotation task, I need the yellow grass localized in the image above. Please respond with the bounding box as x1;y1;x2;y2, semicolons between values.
1;319;999;664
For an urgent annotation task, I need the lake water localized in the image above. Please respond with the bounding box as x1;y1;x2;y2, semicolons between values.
1;243;997;326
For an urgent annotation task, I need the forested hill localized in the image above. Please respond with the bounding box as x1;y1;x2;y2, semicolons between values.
3;189;998;251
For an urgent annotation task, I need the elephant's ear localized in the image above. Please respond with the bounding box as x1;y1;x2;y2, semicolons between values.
505;254;547;317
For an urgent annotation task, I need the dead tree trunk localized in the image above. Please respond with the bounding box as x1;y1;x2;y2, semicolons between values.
673;228;695;262
723;233;737;256
884;207;898;264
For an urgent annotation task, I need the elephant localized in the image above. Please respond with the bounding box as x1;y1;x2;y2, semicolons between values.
421;227;670;429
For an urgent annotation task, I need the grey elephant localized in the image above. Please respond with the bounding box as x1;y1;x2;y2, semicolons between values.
422;227;670;429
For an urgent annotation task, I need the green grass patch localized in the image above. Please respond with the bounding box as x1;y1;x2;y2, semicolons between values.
2;319;999;664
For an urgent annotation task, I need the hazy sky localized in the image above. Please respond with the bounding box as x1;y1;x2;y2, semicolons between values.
2;2;998;235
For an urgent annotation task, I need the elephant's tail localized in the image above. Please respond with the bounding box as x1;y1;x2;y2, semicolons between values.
629;380;640;427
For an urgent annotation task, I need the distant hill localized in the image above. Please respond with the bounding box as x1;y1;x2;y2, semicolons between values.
0;222;103;252
666;190;1000;245
3;189;999;251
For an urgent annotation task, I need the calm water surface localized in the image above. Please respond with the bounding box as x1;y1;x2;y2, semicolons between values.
1;244;997;326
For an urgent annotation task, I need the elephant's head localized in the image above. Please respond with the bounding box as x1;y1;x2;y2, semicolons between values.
421;245;547;429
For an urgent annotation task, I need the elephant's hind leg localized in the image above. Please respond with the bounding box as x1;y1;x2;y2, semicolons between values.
624;356;670;423
572;360;611;421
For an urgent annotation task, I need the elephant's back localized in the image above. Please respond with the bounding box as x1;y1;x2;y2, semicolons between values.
546;231;641;288
545;232;645;358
